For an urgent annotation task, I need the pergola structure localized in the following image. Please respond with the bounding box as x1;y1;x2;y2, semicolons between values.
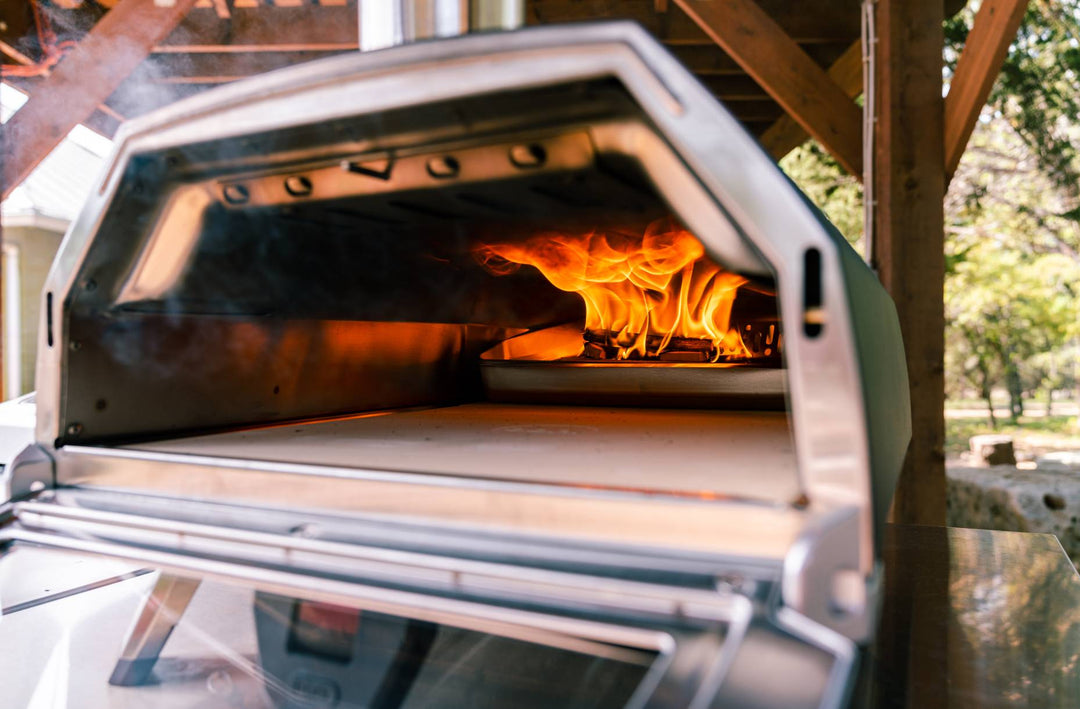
0;0;1030;525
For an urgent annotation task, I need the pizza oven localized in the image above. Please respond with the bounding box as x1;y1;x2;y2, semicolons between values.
2;20;909;709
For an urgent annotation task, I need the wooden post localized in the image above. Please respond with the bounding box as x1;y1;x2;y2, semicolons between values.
872;0;947;525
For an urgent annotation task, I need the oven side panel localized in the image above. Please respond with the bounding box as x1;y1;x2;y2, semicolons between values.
836;240;911;546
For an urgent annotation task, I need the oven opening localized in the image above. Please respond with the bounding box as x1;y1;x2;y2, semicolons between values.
474;219;779;365
67;109;798;504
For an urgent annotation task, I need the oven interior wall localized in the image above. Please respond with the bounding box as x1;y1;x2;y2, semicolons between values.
57;81;783;446
65;163;728;443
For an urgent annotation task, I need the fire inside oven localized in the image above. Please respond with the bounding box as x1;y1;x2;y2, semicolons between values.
473;220;779;365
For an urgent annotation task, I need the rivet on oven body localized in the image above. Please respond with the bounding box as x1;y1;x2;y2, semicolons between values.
284;176;313;197
509;144;546;168
223;184;250;205
426;156;460;179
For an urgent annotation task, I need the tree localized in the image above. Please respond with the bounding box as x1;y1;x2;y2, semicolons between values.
946;0;1080;201
946;239;1078;423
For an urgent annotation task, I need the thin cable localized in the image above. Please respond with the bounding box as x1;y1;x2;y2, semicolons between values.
861;0;878;269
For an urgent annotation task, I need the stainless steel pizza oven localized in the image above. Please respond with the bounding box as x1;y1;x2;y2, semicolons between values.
2;21;909;709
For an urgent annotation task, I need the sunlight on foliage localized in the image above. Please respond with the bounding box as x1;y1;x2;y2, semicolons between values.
779;141;864;254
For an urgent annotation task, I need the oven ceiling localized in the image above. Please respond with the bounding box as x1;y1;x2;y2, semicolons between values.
0;0;963;145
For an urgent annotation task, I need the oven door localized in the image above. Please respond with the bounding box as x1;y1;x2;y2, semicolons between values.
0;489;856;709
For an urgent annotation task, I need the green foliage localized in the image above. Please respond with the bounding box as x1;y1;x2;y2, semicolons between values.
966;0;1080;199
779;140;864;253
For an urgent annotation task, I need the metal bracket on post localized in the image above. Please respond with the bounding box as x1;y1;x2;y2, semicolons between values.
109;573;202;686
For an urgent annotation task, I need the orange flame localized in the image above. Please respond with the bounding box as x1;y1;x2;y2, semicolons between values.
476;219;752;360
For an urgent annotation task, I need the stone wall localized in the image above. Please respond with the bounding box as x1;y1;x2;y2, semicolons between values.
948;465;1080;561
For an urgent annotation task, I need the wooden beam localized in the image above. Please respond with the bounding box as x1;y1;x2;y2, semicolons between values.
1;0;199;200
157;4;357;50
944;0;1028;180
761;40;863;160
142;49;354;76
670;41;853;76
873;0;946;527
527;0;864;43
673;0;863;175
152;43;358;53
0;31;128;147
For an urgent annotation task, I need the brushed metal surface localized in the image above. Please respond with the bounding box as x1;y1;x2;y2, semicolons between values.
39;486;789;582
63;319;509;443
123;402;799;503
482;361;786;409
56;442;810;561
0;545;144;614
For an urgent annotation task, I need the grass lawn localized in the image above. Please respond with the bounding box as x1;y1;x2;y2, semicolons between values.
945;414;1080;458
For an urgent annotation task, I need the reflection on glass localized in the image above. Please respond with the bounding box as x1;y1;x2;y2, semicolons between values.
948;530;1080;706
0;550;657;709
258;594;650;709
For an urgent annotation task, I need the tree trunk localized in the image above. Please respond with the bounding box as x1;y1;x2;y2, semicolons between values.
1005;361;1023;421
984;388;998;429
976;358;997;429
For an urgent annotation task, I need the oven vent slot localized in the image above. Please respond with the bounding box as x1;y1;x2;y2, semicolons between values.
803;248;823;338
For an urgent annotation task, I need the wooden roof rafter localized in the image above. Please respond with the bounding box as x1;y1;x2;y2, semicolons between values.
0;0;1026;199
759;40;863;162
673;0;863;176
1;0;866;150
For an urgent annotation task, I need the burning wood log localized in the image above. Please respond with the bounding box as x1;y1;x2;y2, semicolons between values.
577;325;780;363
